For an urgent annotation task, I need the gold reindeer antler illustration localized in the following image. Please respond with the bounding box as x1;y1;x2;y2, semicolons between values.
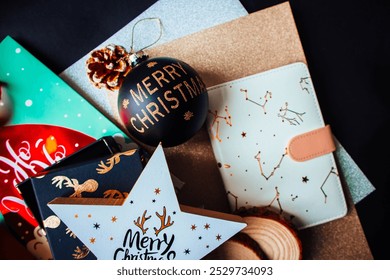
103;189;128;199
134;210;151;234
154;206;174;236
51;176;98;198
72;245;90;260
96;149;137;174
65;227;77;239
51;176;75;189
96;157;116;174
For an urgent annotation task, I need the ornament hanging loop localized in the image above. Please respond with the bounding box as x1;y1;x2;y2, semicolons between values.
129;17;163;67
129;17;163;54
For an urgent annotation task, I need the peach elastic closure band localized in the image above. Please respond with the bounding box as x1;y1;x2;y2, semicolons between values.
287;125;336;162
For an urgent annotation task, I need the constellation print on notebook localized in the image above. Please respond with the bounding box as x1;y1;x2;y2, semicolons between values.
268;186;283;214
299;77;311;94
240;88;272;114
319;167;339;203
254;149;288;180
277;102;306;125
208;106;232;142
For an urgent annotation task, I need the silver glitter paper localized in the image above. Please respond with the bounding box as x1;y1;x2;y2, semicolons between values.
334;138;375;204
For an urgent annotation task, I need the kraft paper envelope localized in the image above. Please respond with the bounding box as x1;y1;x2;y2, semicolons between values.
105;2;372;259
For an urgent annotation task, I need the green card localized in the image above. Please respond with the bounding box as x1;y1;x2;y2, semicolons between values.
0;36;130;145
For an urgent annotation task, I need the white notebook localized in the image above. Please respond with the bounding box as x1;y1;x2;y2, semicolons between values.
206;62;347;229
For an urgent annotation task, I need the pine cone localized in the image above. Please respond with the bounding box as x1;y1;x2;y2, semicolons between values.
86;44;132;91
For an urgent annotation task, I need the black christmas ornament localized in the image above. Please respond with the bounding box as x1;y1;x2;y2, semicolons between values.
118;50;209;147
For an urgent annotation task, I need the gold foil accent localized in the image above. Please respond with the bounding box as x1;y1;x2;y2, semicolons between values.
52;176;99;198
103;189;128;199
96;149;137;174
72;245;90;260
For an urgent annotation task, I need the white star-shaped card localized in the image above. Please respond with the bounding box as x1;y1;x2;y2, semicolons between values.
48;144;246;260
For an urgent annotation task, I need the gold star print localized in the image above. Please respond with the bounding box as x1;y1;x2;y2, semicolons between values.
204;223;210;230
89;237;96;244
122;99;129;109
184;111;194;121
191;224;197;231
74;214;78;218
111;216;117;223
154;188;161;195
216;234;222;241
147;61;158;68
